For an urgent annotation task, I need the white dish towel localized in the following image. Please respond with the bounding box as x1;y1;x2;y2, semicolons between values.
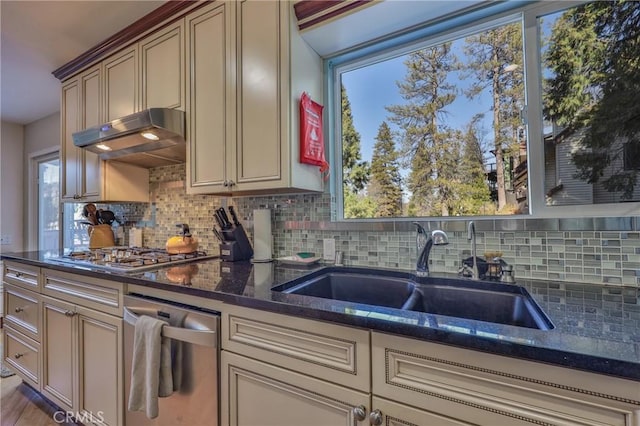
127;315;173;419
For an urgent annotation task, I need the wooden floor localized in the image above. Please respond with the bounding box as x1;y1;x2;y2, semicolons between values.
1;330;77;426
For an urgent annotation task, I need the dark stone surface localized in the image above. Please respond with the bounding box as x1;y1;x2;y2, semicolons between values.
3;250;639;381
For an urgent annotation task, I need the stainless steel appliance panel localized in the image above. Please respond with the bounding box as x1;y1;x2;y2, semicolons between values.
124;295;219;426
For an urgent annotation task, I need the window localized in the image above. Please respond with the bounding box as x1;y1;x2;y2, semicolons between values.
329;0;640;219
624;142;640;171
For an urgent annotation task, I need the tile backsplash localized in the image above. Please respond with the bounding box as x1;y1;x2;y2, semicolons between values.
108;164;640;288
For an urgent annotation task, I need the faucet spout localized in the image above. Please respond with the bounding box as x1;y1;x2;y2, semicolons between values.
413;222;448;277
468;221;479;280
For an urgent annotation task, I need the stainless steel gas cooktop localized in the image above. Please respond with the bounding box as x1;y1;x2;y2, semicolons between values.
53;247;217;273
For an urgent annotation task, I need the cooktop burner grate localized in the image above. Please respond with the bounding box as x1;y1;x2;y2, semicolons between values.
55;247;216;273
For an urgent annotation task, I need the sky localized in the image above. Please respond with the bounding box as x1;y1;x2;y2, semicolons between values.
341;37;499;169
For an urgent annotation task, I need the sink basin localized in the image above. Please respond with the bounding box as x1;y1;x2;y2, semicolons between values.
406;278;554;330
272;269;418;309
272;268;553;330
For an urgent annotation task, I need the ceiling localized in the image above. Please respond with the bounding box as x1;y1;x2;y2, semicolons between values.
1;0;165;125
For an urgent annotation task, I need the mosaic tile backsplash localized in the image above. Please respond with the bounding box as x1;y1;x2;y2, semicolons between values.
105;164;640;288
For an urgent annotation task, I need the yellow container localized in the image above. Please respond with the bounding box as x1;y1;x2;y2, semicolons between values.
88;224;115;249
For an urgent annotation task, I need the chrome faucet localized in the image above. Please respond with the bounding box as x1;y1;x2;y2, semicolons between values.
467;221;479;280
413;222;449;277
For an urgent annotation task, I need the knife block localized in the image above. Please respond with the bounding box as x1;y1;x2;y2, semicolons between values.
219;226;253;261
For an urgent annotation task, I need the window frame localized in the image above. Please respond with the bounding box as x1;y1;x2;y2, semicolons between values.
327;0;640;221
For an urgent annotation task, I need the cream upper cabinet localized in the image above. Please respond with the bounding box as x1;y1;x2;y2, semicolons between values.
61;65;103;201
61;60;149;203
140;20;185;110
103;45;138;121
187;0;324;195
185;1;230;193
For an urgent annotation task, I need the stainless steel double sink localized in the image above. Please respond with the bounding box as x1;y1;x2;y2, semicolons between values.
271;267;554;330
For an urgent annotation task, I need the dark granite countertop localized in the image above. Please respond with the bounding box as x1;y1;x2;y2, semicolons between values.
3;250;639;382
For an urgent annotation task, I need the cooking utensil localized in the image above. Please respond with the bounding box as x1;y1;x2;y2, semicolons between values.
217;207;232;229
228;206;241;227
99;210;116;226
82;203;98;225
166;224;199;254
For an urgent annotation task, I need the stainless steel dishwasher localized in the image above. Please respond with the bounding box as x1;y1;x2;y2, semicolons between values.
124;294;220;426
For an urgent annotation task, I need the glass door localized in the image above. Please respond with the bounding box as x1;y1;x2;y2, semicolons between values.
36;154;60;253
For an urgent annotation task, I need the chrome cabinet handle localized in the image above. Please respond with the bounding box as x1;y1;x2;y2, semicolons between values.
64;310;77;317
14;353;24;359
353;405;366;421
369;409;383;426
14;307;24;313
14;272;22;278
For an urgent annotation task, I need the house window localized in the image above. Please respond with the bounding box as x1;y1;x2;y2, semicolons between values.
329;0;640;219
624;141;640;171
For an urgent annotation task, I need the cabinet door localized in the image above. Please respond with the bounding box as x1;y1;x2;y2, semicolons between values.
234;0;285;189
41;296;76;412
80;65;102;199
186;2;229;194
77;306;123;426
372;396;480;426
104;46;138;121
61;77;80;201
140;21;185;110
222;351;369;426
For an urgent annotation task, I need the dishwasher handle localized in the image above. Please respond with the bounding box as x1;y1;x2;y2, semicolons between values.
124;307;218;348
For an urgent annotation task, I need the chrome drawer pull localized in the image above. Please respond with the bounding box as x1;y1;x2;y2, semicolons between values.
15;307;24;313
64;310;77;317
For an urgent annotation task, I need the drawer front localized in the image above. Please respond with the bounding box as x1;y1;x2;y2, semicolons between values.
372;333;639;426
4;326;40;389
42;269;123;316
4;283;40;341
3;262;40;292
222;304;370;391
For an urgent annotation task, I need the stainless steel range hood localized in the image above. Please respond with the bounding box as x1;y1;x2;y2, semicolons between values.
72;108;186;168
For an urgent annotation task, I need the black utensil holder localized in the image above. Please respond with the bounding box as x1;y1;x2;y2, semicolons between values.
219;226;253;261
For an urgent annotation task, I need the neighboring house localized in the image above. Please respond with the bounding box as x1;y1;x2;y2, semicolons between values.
545;124;640;205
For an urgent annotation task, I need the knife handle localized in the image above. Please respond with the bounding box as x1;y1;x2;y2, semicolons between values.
228;206;241;226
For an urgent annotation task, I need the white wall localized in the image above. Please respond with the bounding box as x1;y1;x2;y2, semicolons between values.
24;112;60;250
0;121;25;252
24;112;59;154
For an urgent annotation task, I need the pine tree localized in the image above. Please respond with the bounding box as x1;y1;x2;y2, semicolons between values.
369;122;403;217
457;115;492;214
463;22;524;211
341;84;370;195
386;43;460;216
545;1;640;199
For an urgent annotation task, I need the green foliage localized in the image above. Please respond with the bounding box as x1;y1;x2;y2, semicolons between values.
341;84;370;195
343;191;377;219
545;1;640;199
369;122;403;217
386;43;461;216
464;22;524;210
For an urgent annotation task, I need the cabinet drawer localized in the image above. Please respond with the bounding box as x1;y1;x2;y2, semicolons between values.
222;304;370;391
42;269;123;316
3;262;40;292
372;333;639;426
4;283;40;341
4;326;40;389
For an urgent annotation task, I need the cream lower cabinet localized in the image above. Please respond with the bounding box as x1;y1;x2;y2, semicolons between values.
222;351;369;426
221;304;371;425
372;332;640;426
41;295;123;426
